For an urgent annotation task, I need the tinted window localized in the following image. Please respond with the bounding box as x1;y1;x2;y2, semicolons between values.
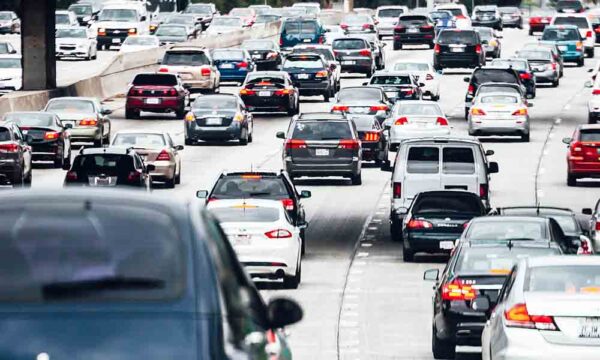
491;60;527;70
3;113;55;127
337;88;382;101
212;176;289;199
211;207;280;223
284;21;318;34
256;15;280;23
46;100;95;113
407;147;439;174
456;247;558;273
99;9;137;22
0;128;11;142
212;49;245;60
73;154;135;175
0;203;185;302
292;121;352;140
192;96;237;110
0;58;20;69
332;39;367;49
473;70;518;85
132;74;177;86
542;28;580;41
580;129;600;142
69;5;92;15
55;14;70;24
526;265;600;292
467;221;547;241
370;75;412;85
246;76;285;85
112;133;166;148
480;95;518;104
399;15;428;25
378;8;404;17
443;147;475;174
413;195;482;215
553;17;588;28
438;31;478;45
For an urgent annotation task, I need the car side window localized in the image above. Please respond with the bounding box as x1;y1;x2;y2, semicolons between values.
12;126;23;142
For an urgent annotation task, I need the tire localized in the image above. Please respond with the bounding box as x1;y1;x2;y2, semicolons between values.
323;90;329;102
587;48;595;58
350;173;362;185
175;105;186;120
552;78;559;87
93;137;103;148
529;29;534;36
300;229;306;256
589;113;597;124
125;109;137;119
567;173;577;187
465;108;470;120
12;166;24;187
165;175;176;189
521;133;530;142
432;326;455;359
428;42;434;49
62;149;72;170
23;170;32;187
184;138;193;146
402;247;414;262
431;94;439;101
393;42;400;51
577;57;584;67
248;129;253;143
239;128;249;146
175;168;181;184
283;262;301;289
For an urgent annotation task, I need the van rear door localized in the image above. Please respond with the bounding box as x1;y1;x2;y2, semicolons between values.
440;146;479;195
402;145;441;206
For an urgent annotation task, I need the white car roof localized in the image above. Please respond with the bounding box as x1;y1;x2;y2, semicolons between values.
526;255;600;267
207;199;286;210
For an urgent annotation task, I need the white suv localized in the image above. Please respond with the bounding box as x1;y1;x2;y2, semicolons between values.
552;14;596;58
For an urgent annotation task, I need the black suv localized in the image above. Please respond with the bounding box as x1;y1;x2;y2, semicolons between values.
433;29;485;71
64;147;153;190
239;71;299;115
196;170;311;254
0;122;32;187
463;66;524;118
393;14;435;50
282;53;335;101
241;39;282;71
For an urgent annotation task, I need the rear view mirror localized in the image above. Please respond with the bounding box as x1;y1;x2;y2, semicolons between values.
582;208;593;215
300;190;311;199
488;161;499;174
562;137;572;145
423;269;439;281
196;190;209;199
276;131;286;139
267;297;303;329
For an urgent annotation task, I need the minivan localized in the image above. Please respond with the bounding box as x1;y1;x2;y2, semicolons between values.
279;18;326;50
384;137;498;238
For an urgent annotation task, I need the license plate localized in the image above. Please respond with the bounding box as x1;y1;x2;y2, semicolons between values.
541;19;549;23
349;107;369;114
303;38;311;43
579;318;600;338
297;73;310;79
408;27;419;33
145;98;160;105
342;60;356;65
90;177;115;187
111;38;121;44
220;63;235;69
63;121;75;128
440;241;455;250
181;73;193;80
205;117;222;125
234;235;251;245
559;45;567;51
315;149;329;156
252;54;262;59
259;91;271;97
450;47;465;53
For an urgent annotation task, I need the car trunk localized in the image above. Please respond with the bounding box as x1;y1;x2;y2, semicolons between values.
456;274;506;304
291;139;355;165
192;110;235;127
19;126;57;143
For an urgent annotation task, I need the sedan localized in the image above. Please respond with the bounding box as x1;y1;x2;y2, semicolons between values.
562;124;600;186
291;44;341;92
239;71;299;115
367;71;422;103
111;131;183;188
332;37;376;77
281;53;335;101
393;61;441;100
528;9;553;35
125;73;189;120
385;100;450;150
241;39;281;71
164;14;202;38
0;55;22;95
211;48;255;84
205;16;244;35
184;94;253;145
468;92;531;142
352;116;389;167
499;6;523;28
331;86;391;125
0;11;20;34
55;27;97;61
481;256;600;360
155;24;191;45
516;48;560;87
340;14;377;34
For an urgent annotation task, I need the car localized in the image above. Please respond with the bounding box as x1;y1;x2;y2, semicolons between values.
125;73;188;120
424;241;562;359
292;1;321;14
393;14;435;50
185;94;253;145
515;48;560;87
291;44;341;92
55;27;98;60
385;100;450;150
182;3;215;30
0;11;20;34
551;14;595;58
249;4;272;15
119;35;160;53
393;61;441;101
352;115;389;167
282;53;335;101
582;199;600;251
340;14;377;35
0;121;32;186
429;10;456;35
241;39;282;71
473;26;501;59
541;25;585;66
111;130;183;188
471;5;502;30
528;9;554;35
323;24;344;44
154;24;191;45
68;2;100;26
562;124;600;186
352;32;386;70
375;5;408;39
490;58;536;98
55;10;79;29
366;71;423;103
481;256;600;360
95;3;149;49
211;48;255;84
148;12;171;34
163;14;202;38
434;3;471;29
158;46;220;94
464;66;524;118
205;16;244;35
400;190;487;261
331;86;391;126
276;112;363;184
2;112;72;169
279;18;326;50
196;170;311;253
433;29;486;71
588;8;600;43
468;92;531;141
587;77;600;123
0;55;22;95
208;199;303;288
255;13;281;24
474;82;527;102
0;189;302;360
44;96;111;146
239;71;299;115
522;42;565;77
498;6;523;28
555;0;586;13
332;37;376;77
228;7;256;27
386;137;498;235
0;41;17;55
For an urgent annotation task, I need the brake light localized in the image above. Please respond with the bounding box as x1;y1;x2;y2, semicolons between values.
265;229;293;239
393;182;401;198
504;303;557;330
595;27;600;33
163;89;177;96
315;70;329;78
570;141;583;156
236;61;248;68
407;219;433;229
156;150;171;161
43;131;60;140
471;108;486;116
331;105;349;112
434;44;440;54
370;105;389;112
281;198;294;211
529;17;540;24
480;184;489;200
442;279;476;301
363;132;380;142
285;139;307;149
520;73;532;80
274;88;294;96
394;25;406;32
318;35;325;44
592;89;600;95
98;28;106;36
0;143;19;153
200;67;211;77
586;30;592;38
436;117;449;126
468;84;475;95
127;171;142;182
421;25;433;30
79;119;98;126
475;44;482;54
576;41;583;51
338;139;359;149
240;88;256;95
128;28;137;35
128;88;143;96
394;117;408;125
595;221;600;231
359;49;371;56
402;88;414;95
158;67;169;73
340;24;348;29
512;108;528;116
362;23;373;29
279;37;283;46
426;73;434;81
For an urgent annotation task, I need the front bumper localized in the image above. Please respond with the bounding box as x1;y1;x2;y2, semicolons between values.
185;122;243;141
285;158;361;178
56;48;89;58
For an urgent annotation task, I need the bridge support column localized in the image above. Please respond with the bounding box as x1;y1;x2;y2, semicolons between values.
20;0;56;90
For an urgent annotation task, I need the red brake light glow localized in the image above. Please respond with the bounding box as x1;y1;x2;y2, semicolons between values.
79;119;98;126
285;139;307;149
436;117;449;126
236;61;248;68
281;198;294;211
158;67;168;73
44;132;60;140
504;303;557;330
338;139;359;149
265;229;293;239
200;67;211;76
394;117;408;125
370;105;389;112
156;150;171;161
359;49;371;56
442;279;476;301
66;171;78;181
434;44;441;54
393;182;401;198
407;219;433;229
331;105;349;112
363;132;380;142
0;143;19;153
240;88;256;96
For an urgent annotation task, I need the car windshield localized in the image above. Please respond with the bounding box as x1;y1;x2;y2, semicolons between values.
467;220;547;241
0;58;20;68
332;39;367;49
378;8;404;17
192;96;237;111
132;74;177;86
398;103;442;116
69;5;92;15
156;26;187;36
123;36;157;46
0;13;12;20
343;15;371;23
283;57;323;69
527;265;600;292
437;31;478;45
553;17;588;28
338;88;381;101
99;9;137;22
246;76;286;86
370;75;412;85
212;176;289;199
284;21;318;34
73;154;135;176
56;14;70;24
430;11;451;19
0;204;185;302
112;133;166;149
581;129;600;142
56;28;87;38
292;121;353;140
0;128;10;141
163;51;209;66
473;70;518;85
2;113;55;127
230;8;252;16
165;16;195;25
393;62;430;71
211;17;242;26
212;49;244;60
242;40;275;50
46;100;94;113
491;60;527;70
480;95;518;104
455;247;559;274
542;28;580;41
184;5;212;14
413;195;482;215
210;207;280;223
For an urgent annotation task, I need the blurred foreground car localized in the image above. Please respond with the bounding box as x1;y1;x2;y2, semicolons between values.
563;124;600;186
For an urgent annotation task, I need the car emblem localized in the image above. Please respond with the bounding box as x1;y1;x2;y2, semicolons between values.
114;30;120;34
151;90;155;94
346;51;351;55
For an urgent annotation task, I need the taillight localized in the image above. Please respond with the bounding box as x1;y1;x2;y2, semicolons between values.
520;73;532;80
570;141;583;157
512;108;528;116
394;117;408;125
240;88;256;96
436;117;449;126
407;219;433;229
315;70;329;78
66;171;78;181
578;237;592;255
340;24;348;29
529;17;540;24
127;171;142;182
44;131;60;140
426;73;434;81
156;150;171;161
0;143;19;153
475;44;482;54
593;89;600;95
318;35;325;44
402;88;414;95
128;87;143;96
274;88;293;96
393;182;401;198
158;67;168;73
394;25;406;32
359;49;371;57
331;105;349;112
442;279;476;301
279;37;283;46
479;184;489;200
237;61;248;68
265;229;293;239
434;44;440;54
281;198;294;211
504;303;557;330
364;132;380;141
370;105;389;112
421;25;433;31
576;41;583;51
162;89;177;96
586;30;592;38
98;28;106;36
595;221;600;231
468;84;475;95
338;139;359;149
200;67;211;76
285;139;307;149
471;108;486;116
362;23;373;29
79;119;98;126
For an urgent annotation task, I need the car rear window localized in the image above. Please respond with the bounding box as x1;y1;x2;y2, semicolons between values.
440;8;464;16
332;39;367;49
212;176;289;199
397;103;442;116
399;15;428;25
443;147;475;174
3;113;55;127
284;21;318;34
377;8;404;17
467;220;547;241
192;96;237;110
581;129;600;142
0;128;11;142
0;203;185;302
292;121;352;140
407;146;439;174
155;25;187;37
283;57;324;69
343;15;371;23
352;116;377;129
491;60;527;70
478;85;520;95
112;133;166;148
473;69;518;85
212;49;245;61
542;28;580;41
456;247;558;274
46;100;95;113
393;62;430;71
163;51;209;66
526;265;600;292
480;95;518;104
132;74;177;86
437;30;478;45
337;88;382;101
370;75;412;85
246;76;286;86
73;154;136;176
211;207;280;223
553;17;589;28
413;194;482;215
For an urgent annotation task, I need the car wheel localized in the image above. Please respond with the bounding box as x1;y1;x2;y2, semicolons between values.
125;109;136;119
283;261;301;289
323;91;330;102
62;148;72;170
300;228;306;256
587;48;595;58
175;105;186;120
402;247;414;262
248;129;253;143
528;29;534;36
589;113;597;124
23;169;32;187
184;138;193;146
465;108;470;120
350;173;362;185
393;42;402;51
521;133;530;142
93;136;103;147
552;78;559;87
175;167;181;185
432;326;455;359
567;173;577;186
391;219;402;241
12;166;24;187
239;128;249;146
428;42;434;49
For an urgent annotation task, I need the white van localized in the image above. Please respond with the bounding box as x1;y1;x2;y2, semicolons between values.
385;136;498;237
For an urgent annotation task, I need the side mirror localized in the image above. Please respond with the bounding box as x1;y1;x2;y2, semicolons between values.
24;134;33;143
488;161;499;174
582;208;593;215
588;68;594;73
63;123;73;129
196;190;209;199
157;58;163;64
485;149;494;156
9;49;16;54
418;82;425;87
276;131;286;139
101;108;112;115
146;164;156;172
300;190;311;199
562;137;572;145
140;16;147;22
527;102;534;108
175;145;184;151
423;269;439;281
362;82;368;86
397;207;408;215
471;297;490;312
267;297;303;329
463;77;470;82
585;80;594;88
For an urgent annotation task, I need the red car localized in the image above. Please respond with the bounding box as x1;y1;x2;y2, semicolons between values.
564;124;600;186
528;11;553;35
125;73;189;119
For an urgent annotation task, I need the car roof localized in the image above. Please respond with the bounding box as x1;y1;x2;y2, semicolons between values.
400;135;481;145
79;147;136;156
207;198;286;210
526;255;600;267
578;124;600;130
47;96;97;102
463;240;558;250
297;112;347;120
471;215;548;224
372;70;414;76
497;206;575;215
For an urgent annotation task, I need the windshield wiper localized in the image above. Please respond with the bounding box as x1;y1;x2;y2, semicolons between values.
42;276;165;300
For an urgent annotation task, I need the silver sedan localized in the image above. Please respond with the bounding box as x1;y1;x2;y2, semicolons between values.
468;92;531;142
384;100;450;150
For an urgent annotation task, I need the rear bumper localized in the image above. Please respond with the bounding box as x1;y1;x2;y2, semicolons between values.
126;97;184;112
30;143;61;160
469;118;529;135
338;58;372;73
242;95;291;112
561;51;584;61
237;244;299;278
404;232;460;254
435;308;486;346
285;159;361;177
394;34;434;43
471;19;501;28
568;161;600;176
148;160;176;180
532;69;559;83
185;122;242;141
295;81;330;94
434;54;481;68
69;127;101;141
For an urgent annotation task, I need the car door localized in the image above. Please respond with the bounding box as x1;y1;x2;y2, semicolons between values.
166;133;181;170
440;145;479;194
95;101;110;137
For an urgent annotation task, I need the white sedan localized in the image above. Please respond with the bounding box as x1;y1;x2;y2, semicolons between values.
586;76;600;124
0;55;22;95
392;60;441;101
468;92;531;142
208;199;302;289
55;27;97;60
385;100;450;150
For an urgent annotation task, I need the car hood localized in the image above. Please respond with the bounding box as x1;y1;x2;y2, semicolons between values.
207;26;239;33
0;69;21;80
158;35;187;42
56;38;89;45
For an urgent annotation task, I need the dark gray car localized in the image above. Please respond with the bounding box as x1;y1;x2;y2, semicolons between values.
0;122;32;186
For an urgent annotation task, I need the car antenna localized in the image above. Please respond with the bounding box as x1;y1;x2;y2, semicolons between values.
507;239;514;250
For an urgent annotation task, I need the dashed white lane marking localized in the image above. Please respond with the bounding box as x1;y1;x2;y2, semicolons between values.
371;218;382;223
360;243;372;247
555;118;562;125
356;252;369;258
564;104;571;110
367;226;378;231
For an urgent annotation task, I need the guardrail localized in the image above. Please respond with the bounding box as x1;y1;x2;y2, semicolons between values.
0;21;281;115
